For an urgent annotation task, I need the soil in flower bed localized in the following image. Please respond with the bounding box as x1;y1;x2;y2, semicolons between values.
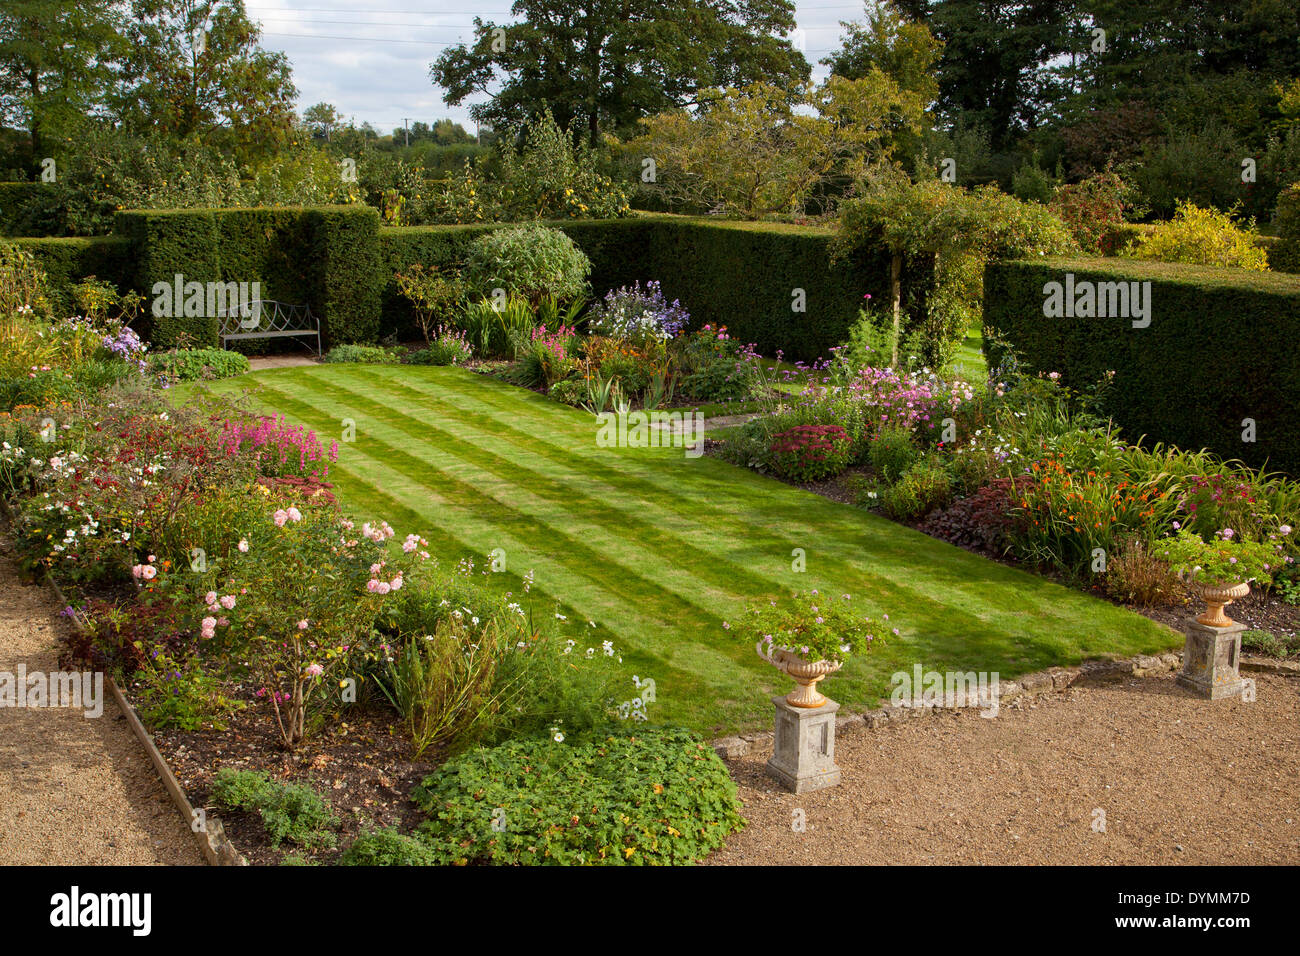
151;701;440;866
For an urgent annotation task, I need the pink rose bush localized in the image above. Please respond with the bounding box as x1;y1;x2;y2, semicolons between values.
170;501;430;747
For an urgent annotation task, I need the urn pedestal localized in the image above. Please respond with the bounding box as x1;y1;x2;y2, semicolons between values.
766;696;840;794
1176;619;1246;700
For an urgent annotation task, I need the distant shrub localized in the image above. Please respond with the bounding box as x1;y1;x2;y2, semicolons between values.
148;347;249;383
324;343;402;364
1127;202;1269;271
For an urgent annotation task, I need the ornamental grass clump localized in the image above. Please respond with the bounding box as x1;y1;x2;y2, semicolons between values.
740;590;885;665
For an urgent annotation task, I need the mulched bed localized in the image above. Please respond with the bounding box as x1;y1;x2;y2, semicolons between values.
149;696;441;866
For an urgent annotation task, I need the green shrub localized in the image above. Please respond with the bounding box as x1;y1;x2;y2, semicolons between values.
984;256;1300;472
1272;183;1300;242
880;459;952;520
548;378;585;406
1241;628;1300;659
464;223;591;305
339;828;441;866
10;236;131;317
210;769;339;851
869;426;919;483
1126;202;1269;271
148;347;249;382
324;343;401;364
769;424;853;482
410;729;744;865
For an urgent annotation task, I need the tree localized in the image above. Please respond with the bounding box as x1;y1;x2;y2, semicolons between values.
824;1;942;104
303;102;341;142
893;0;1076;149
430;0;810;146
834;167;1077;364
629;74;926;219
117;0;297;161
0;0;127;168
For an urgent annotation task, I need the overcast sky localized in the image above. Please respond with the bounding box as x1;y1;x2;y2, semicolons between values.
245;0;869;135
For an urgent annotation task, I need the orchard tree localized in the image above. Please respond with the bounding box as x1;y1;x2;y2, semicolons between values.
629;72;927;219
430;0;810;146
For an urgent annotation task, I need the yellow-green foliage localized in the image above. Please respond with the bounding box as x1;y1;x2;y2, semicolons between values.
1127;201;1269;271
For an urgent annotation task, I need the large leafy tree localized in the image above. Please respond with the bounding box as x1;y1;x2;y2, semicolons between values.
894;0;1077;148
116;0;297;160
628;73;928;218
0;0;127;168
430;0;810;145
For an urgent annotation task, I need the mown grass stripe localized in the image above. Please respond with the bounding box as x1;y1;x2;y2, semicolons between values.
329;368;1117;639
252;378;771;701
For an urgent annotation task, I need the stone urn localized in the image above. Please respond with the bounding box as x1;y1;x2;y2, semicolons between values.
756;642;842;708
1194;581;1251;628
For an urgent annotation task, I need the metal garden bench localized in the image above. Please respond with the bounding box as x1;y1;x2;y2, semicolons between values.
217;299;321;355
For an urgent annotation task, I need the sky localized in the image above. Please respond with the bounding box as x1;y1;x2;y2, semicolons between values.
244;0;871;136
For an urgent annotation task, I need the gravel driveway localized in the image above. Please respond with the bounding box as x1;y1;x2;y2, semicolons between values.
0;549;203;866
708;669;1300;865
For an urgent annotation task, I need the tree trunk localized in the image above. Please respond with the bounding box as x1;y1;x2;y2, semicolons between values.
890;253;902;367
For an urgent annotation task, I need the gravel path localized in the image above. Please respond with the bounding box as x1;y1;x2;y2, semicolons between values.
708;670;1300;865
0;549;203;866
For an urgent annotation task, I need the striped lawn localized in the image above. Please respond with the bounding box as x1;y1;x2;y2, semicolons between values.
192;365;1178;733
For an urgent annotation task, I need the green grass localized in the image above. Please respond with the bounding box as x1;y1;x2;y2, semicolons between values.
951;328;987;383
186;365;1177;734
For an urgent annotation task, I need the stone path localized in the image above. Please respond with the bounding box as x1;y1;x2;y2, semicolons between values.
247;355;319;371
0;547;203;866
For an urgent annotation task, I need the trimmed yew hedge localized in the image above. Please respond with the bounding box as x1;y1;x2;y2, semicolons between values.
380;216;925;361
11;235;132;316
115;205;380;349
984;257;1300;473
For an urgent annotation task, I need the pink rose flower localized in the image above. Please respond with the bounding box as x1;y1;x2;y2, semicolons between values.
220;594;236;610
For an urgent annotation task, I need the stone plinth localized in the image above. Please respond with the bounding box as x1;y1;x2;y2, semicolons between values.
766;696;840;793
1176;619;1246;699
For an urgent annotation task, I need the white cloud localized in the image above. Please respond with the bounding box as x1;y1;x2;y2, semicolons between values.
248;0;865;132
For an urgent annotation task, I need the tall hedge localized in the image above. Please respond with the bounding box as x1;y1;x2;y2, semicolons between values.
11;236;131;316
379;216;924;361
0;182;60;237
984;257;1300;473
115;205;380;349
